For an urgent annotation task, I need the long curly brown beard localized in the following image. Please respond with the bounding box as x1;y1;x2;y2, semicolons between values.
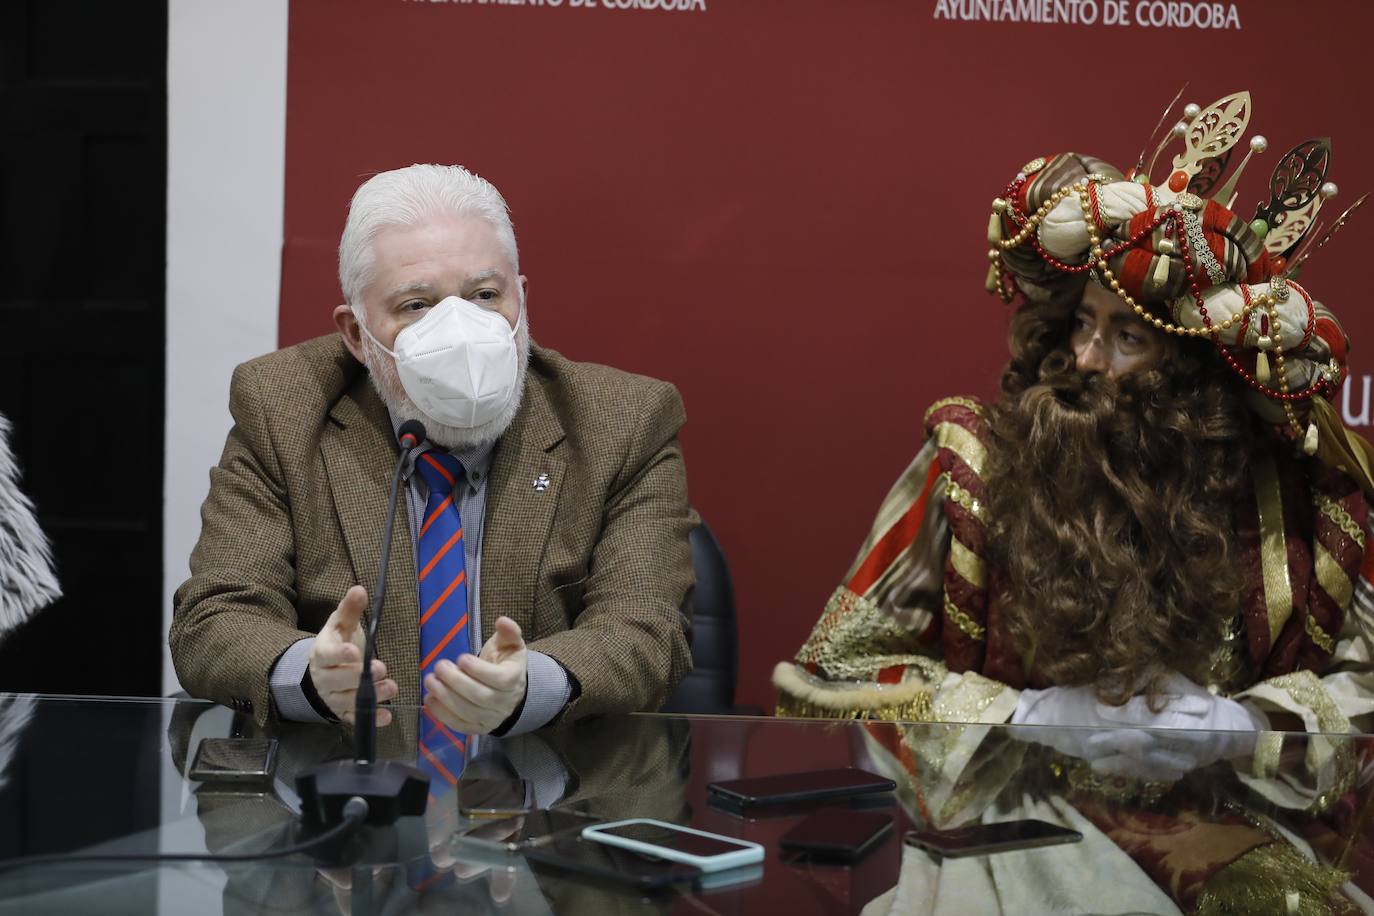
983;298;1255;705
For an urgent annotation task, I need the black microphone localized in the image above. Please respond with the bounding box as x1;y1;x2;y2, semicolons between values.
297;420;431;827
355;418;426;763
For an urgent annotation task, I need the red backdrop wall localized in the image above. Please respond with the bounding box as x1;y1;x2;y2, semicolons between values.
281;0;1374;709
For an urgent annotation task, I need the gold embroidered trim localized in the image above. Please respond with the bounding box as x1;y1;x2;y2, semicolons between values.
1314;542;1355;611
922;397;985;428
933;422;988;477
949;537;986;588
1312;762;1359;815
795;586;865;666
1265;670;1351;734
941;473;987;521
774;694;934;723
1315;493;1367;549
772;659;942;721
1253;456;1294;645
943;591;986;641
1195;841;1354;916
1305;612;1337;654
794;587;934;680
1051;754;1171;806
930;671;1005;724
1252;731;1284;780
1260;670;1355;810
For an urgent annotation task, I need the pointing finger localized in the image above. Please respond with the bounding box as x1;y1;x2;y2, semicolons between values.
481;617;525;662
330;586;369;638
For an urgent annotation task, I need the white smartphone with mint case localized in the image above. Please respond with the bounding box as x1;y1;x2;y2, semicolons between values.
580;818;764;873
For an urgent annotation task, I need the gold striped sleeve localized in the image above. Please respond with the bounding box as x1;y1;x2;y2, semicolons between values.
1252;455;1294;646
933;422;988;478
949;537;986;589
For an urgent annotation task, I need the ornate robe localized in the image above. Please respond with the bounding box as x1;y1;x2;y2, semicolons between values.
774;397;1374;914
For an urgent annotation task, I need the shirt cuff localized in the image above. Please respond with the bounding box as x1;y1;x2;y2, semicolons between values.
499;651;573;737
269;637;332;723
493;732;571;808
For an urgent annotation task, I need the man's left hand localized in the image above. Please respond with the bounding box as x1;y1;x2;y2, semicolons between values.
423;617;528;734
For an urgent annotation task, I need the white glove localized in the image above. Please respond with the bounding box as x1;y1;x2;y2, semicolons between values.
1012;672;1266;782
1010;682;1126;768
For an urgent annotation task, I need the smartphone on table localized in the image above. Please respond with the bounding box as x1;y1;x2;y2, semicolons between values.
905;819;1082;858
580;818;764;872
780;809;893;862
456;776;533;818
707;767;895;811
525;836;701;891
189;737;278;786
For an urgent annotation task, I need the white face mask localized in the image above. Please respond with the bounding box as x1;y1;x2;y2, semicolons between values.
359;296;524;429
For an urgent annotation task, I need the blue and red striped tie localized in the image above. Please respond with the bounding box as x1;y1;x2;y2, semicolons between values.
414;450;469;796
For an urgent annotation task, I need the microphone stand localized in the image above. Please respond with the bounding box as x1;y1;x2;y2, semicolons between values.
297;423;431;827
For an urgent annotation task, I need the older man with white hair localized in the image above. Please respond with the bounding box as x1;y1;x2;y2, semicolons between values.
171;164;695;753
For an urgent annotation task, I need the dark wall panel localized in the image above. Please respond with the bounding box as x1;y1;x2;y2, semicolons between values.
0;1;166;697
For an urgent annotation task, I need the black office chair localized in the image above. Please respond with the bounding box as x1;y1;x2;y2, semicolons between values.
659;520;741;714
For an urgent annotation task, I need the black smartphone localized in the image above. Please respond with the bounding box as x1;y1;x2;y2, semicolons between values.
905;819;1083;858
453;810;602;852
456;777;533;818
525;836;701;891
707;767;895;810
711;793;896;822
779;809;893;863
188;737;278;785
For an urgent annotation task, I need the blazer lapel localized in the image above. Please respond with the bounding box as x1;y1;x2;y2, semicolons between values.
319;378;421;695
481;369;566;644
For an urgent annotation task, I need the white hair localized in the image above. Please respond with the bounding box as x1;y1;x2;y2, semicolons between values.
338;163;519;308
0;414;61;639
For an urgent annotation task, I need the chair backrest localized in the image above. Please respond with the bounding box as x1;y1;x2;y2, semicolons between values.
659;520;738;714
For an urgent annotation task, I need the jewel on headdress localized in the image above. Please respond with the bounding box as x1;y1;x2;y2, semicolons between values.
1176;191;1205;211
1153;123;1192;189
1151;255;1170;289
987;211;1004;247
1304;422;1320;456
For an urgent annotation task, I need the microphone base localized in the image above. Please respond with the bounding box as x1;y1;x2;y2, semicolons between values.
297;759;430;827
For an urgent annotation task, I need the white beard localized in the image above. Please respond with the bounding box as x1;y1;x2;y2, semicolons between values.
358;318;530;452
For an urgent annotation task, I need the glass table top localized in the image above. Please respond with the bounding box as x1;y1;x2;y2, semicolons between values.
0;694;1370;914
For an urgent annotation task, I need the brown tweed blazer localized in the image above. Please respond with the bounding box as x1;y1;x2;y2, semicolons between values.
170;334;695;726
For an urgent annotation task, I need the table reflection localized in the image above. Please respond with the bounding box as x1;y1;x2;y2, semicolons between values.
0;696;1369;914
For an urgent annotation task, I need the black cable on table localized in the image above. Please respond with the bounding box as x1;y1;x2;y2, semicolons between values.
0;796;370;875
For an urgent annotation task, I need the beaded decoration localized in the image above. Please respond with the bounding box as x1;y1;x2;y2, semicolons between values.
984;91;1366;450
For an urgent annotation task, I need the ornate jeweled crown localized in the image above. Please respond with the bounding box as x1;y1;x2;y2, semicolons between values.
985;90;1372;486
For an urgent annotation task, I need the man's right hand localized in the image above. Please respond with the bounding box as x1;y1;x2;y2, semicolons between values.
308;585;398;725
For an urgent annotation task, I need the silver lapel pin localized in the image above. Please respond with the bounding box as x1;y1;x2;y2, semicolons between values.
533;473;550;492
